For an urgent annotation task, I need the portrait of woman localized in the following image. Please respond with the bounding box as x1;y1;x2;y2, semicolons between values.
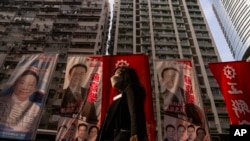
0;70;41;132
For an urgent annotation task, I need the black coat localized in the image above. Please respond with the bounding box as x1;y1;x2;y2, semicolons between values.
97;83;148;141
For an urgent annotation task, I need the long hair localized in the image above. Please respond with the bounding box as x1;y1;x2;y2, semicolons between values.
113;66;141;87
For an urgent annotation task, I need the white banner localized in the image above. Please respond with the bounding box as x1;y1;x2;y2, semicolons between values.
155;59;210;141
0;53;58;140
56;56;102;141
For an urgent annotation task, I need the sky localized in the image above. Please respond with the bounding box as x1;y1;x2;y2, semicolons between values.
199;0;235;62
108;0;235;62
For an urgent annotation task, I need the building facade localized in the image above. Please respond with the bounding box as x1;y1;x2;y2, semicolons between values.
211;0;250;60
108;0;229;139
0;0;110;140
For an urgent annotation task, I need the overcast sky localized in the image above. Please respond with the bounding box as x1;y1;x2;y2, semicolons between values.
108;0;235;62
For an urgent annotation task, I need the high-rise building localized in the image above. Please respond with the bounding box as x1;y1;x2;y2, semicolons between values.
211;0;250;60
108;0;229;139
0;0;110;140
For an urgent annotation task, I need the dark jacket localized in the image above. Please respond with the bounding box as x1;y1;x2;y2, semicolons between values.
97;83;148;141
60;87;98;123
60;87;87;116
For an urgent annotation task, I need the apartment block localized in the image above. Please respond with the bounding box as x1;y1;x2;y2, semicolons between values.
0;0;110;139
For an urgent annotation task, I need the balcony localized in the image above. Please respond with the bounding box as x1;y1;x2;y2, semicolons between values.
182;48;192;54
71;38;96;43
37;10;59;17
194;25;207;31
186;2;198;6
54;18;77;25
118;37;133;44
180;41;190;46
1;33;23;43
196;33;209;38
216;107;228;114
119;23;133;28
208;121;216;129
0;12;15;23
157;32;175;37
23;34;46;43
155;49;178;55
117;46;133;53
179;33;188;37
68;48;94;54
198;41;212;46
120;11;133;15
213;93;224;100
19;46;44;53
63;0;82;5
0;25;6;33
219;118;230;129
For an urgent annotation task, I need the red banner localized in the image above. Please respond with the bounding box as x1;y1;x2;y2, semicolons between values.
102;54;156;141
209;61;250;125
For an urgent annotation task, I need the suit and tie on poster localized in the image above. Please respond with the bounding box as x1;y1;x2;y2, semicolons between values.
0;53;58;140
155;60;210;141
56;56;102;141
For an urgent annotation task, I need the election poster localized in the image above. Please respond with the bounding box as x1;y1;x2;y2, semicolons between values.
0;53;58;140
56;56;102;141
209;61;250;125
101;54;156;141
155;59;210;141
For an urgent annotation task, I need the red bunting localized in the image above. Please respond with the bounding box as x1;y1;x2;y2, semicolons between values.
209;61;250;125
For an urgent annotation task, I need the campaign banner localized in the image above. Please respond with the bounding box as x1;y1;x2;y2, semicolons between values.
56;56;102;141
0;53;58;140
209;61;250;125
101;54;156;141
155;59;210;141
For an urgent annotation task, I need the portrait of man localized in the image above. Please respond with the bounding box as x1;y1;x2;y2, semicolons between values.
161;67;203;125
194;127;207;141
75;123;88;141
60;64;88;116
160;67;186;118
161;67;186;105
186;125;196;141
164;124;176;141
60;63;98;123
176;124;186;141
